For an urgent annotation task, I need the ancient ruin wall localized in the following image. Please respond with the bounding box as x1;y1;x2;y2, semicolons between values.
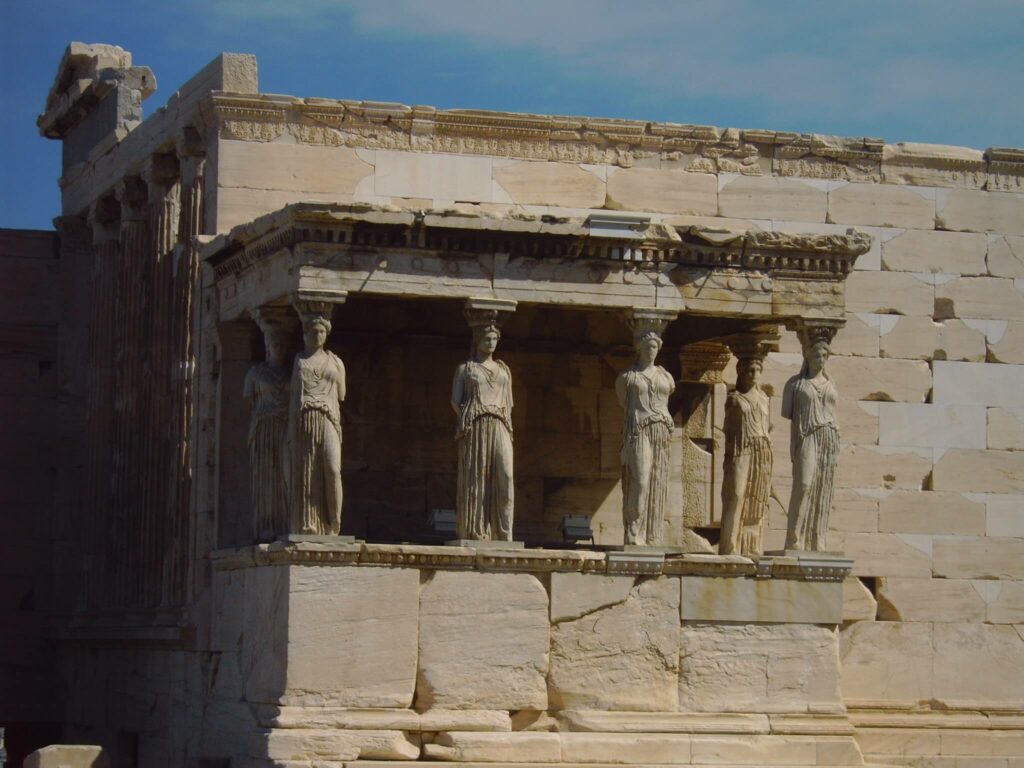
208;102;1024;765
36;43;1024;765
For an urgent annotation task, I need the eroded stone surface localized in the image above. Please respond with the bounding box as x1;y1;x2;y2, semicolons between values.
680;576;841;624
417;571;549;711
550;572;635;623
549;576;680;712
932;623;1024;706
876;578;987;622
840;622;933;705
606;167;718;215
251;727;420;761
242;565;419;707
424;731;561;762
493;160;605;208
678;624;842;713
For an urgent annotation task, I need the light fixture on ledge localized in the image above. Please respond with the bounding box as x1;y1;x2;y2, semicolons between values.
428;509;457;537
560;514;594;545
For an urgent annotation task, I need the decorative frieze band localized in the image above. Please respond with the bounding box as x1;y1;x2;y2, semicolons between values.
209;541;852;581
207;92;1022;185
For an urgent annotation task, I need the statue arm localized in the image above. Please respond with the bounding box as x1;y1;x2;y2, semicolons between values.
615;372;627;409
287;359;301;440
501;360;513;410
335;355;346;403
781;376;796;421
243;366;256;404
451;364;467;416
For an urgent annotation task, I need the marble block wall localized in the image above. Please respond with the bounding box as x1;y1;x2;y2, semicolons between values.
208;124;1024;765
207;555;855;766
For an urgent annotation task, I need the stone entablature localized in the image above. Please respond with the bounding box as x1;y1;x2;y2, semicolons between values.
201;202;870;323
205;92;1024;191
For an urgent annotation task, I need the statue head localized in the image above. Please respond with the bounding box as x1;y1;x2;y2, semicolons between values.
302;315;331;353
803;339;830;378
264;327;291;366
736;356;763;393
795;324;837;379
634;329;663;367
471;323;501;360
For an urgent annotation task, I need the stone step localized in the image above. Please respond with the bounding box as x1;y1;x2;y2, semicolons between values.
247;731;871;765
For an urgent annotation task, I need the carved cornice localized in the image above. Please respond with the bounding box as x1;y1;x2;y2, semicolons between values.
202;203;872;284
208;542;852;581
207;92;1023;186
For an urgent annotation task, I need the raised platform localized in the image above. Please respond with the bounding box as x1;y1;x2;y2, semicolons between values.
207;541;862;764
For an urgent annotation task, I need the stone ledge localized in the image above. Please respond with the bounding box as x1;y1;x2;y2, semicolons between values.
209;542;852;581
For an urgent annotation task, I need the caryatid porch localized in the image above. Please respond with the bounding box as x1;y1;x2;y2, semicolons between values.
200;202;875;766
201;202;867;549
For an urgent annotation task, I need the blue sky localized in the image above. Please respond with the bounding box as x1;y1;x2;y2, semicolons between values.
3;0;1022;230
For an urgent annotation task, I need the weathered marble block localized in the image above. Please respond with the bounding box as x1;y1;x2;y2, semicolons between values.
679;624;843;714
238;565;419;707
548;576;681;712
416;570;550;711
680;576;842;624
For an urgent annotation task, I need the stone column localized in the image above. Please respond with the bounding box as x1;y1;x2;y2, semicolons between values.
289;290;349;537
172;131;205;605
453;298;518;545
781;319;843;552
247;306;299;541
720;326;779;555
112;176;150;608
142;153;181;606
82;200;120;610
617;308;678;546
676;340;731;550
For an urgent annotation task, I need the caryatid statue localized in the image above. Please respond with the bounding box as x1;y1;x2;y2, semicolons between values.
720;335;775;556
616;308;678;546
289;296;347;536
782;322;841;551
244;307;297;541
452;298;517;541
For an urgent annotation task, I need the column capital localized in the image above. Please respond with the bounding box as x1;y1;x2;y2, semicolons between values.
87;196;121;245
788;318;844;351
724;323;781;362
625;307;677;341
464;297;516;329
175;125;205;158
142;152;179;192
252;304;299;335
53;214;90;248
291;288;347;325
115;175;149;222
678;340;732;385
